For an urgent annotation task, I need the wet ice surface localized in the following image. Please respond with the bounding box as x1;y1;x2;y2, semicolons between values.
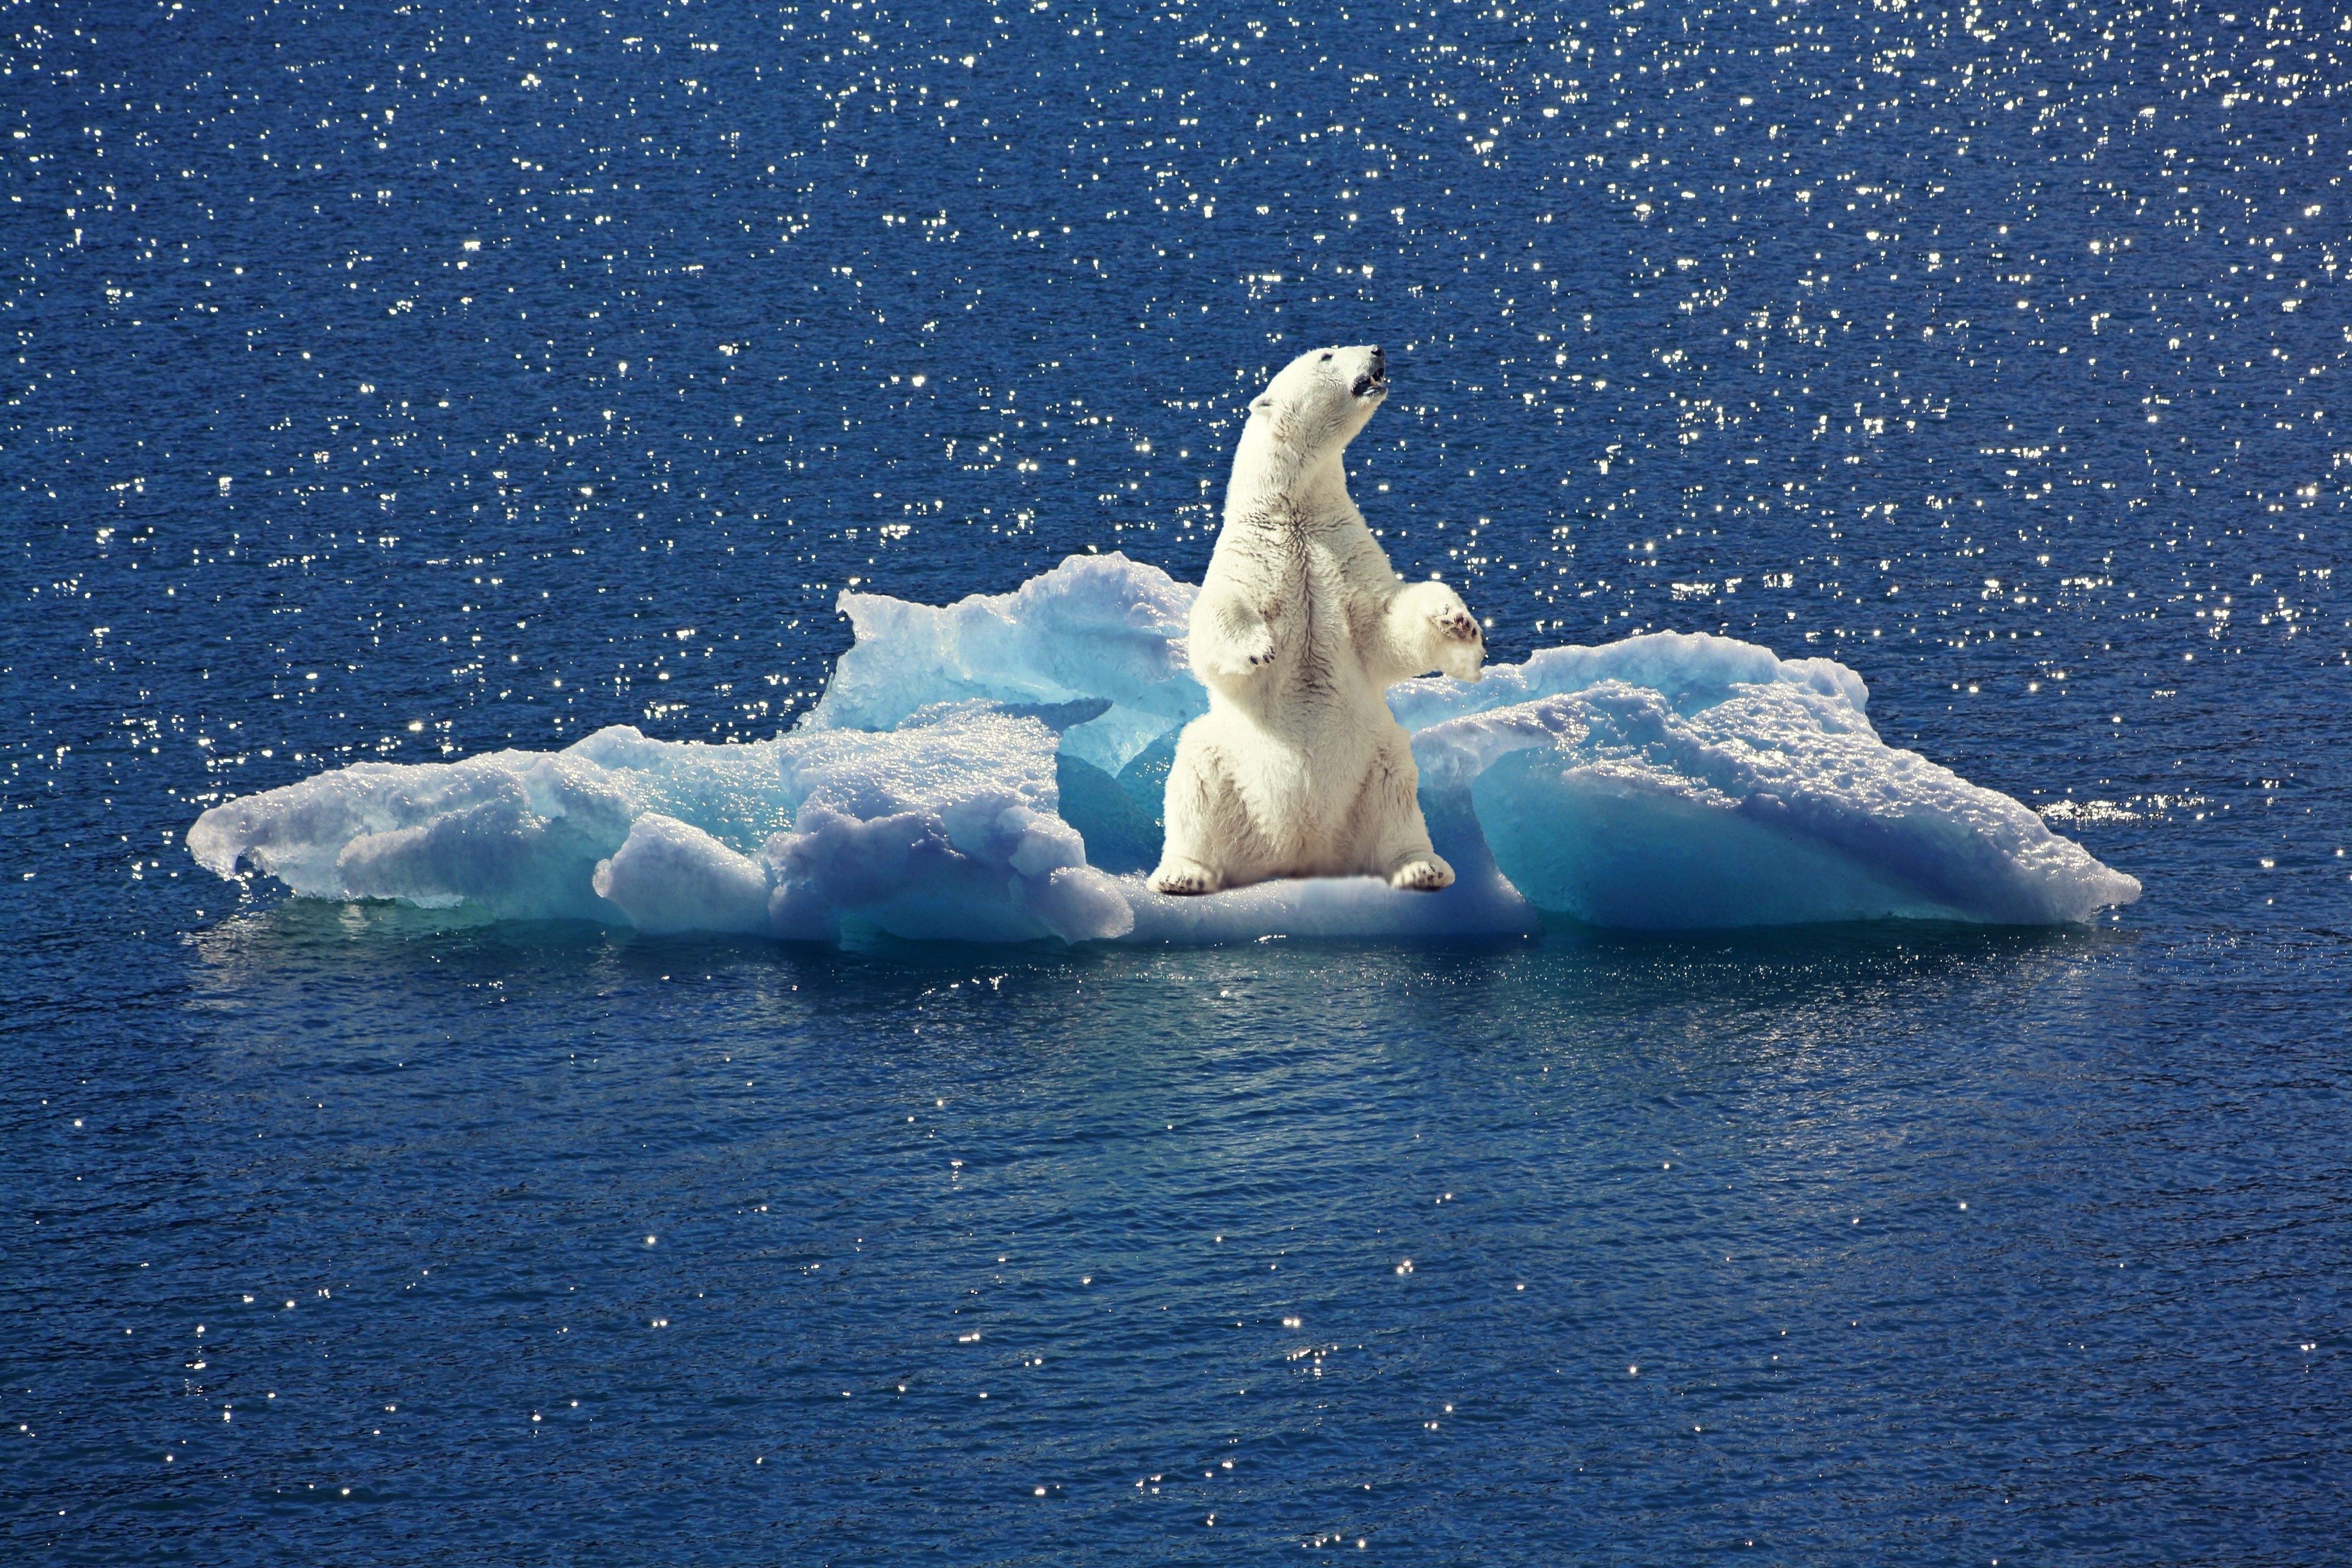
5;0;2349;1561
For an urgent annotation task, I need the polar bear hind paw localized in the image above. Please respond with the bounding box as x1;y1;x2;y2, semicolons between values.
1149;857;1224;897
1387;854;1455;892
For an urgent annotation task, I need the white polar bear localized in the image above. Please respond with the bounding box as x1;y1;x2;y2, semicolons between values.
1149;344;1485;897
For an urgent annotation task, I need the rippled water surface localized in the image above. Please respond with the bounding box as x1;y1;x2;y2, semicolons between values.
5;0;2349;1560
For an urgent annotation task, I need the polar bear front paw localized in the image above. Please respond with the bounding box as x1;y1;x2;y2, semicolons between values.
1200;636;1276;681
1149;856;1223;897
1387;853;1455;892
1428;598;1485;682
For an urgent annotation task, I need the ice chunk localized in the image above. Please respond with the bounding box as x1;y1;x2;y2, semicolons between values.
763;803;1131;945
1051;728;1177;875
1410;679;2141;927
194;702;1134;944
591;813;773;936
808;551;1204;773
1385;629;1872;732
1123;873;1537;942
765;702;1130;941
193;557;2140;941
188;746;662;921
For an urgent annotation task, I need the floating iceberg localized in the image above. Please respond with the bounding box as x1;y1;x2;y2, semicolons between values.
191;552;2138;942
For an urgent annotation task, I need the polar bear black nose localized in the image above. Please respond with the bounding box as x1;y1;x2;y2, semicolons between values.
1368;346;1385;378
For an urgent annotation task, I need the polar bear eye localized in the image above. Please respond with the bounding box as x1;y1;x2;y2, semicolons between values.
1319;351;1333;362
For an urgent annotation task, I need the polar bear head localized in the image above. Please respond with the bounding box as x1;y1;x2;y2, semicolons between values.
1250;343;1387;446
1227;345;1387;513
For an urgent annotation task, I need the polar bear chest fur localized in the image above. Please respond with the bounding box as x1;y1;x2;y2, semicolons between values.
1192;528;1402;825
1148;345;1486;897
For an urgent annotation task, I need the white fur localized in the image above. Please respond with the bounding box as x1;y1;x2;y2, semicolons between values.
1150;345;1485;897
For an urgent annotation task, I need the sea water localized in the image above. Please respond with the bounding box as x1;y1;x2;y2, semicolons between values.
4;0;2348;1561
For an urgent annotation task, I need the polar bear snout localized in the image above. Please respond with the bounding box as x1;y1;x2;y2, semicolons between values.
1351;344;1387;399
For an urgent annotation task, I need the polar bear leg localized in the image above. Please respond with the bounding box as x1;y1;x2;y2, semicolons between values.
1350;730;1454;892
1152;721;1243;895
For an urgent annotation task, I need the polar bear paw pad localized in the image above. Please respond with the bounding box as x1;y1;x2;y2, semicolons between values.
1432;605;1483;646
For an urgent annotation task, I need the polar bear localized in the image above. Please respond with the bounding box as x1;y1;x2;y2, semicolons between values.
1149;345;1485;897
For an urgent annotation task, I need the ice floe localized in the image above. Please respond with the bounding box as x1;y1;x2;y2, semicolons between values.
191;552;2139;941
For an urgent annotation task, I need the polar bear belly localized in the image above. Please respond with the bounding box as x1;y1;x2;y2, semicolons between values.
1228;545;1393;867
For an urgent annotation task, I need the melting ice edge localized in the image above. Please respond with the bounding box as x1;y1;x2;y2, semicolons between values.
191;553;2140;943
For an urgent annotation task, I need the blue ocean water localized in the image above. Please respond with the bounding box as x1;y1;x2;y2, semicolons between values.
5;0;2349;1559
